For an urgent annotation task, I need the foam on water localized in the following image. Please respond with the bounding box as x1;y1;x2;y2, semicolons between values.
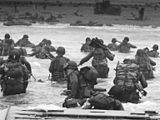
123;101;159;112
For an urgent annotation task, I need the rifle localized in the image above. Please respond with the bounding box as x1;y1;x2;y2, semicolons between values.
44;52;55;61
30;73;37;81
114;61;120;73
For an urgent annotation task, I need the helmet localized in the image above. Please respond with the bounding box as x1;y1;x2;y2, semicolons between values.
152;44;159;50
86;37;91;42
46;40;52;45
9;49;20;61
5;33;10;39
123;37;129;42
23;34;29;38
136;49;144;57
90;38;103;48
112;38;117;43
65;61;77;70
56;47;65;55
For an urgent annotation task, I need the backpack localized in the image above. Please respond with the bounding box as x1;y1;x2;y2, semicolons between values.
80;66;98;86
1;62;27;95
89;93;117;110
53;57;68;72
135;56;151;71
114;62;139;91
5;62;24;79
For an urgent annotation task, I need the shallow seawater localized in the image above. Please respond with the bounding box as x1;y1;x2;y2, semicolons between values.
0;23;160;113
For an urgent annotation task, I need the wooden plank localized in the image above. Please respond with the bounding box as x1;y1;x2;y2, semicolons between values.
15;109;150;119
3;106;160;120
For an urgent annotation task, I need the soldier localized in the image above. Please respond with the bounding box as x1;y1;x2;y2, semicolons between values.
81;37;94;53
148;44;159;57
63;61;98;108
117;37;137;53
138;7;145;20
108;58;148;103
107;38;119;51
49;47;69;82
0;49;30;96
1;33;15;56
82;93;124;110
45;40;56;52
135;49;156;80
79;38;115;78
15;34;35;48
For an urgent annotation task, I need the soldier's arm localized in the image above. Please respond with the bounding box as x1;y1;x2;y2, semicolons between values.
51;46;56;52
64;57;70;63
15;39;20;46
49;60;55;73
139;72;148;88
69;72;79;98
104;49;115;61
79;52;93;65
20;57;32;73
129;43;137;48
117;43;122;49
149;58;156;66
80;44;85;52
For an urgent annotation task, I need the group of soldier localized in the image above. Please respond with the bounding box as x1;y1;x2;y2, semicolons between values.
0;33;159;111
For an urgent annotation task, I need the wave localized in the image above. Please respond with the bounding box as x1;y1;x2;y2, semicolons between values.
1;21;160;32
31;22;160;32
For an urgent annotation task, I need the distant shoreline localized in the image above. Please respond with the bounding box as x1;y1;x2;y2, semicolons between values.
0;3;160;28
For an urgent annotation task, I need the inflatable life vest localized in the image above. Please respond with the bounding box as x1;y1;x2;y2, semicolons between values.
114;62;139;91
1;62;28;96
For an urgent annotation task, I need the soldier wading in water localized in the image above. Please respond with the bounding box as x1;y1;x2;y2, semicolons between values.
79;38;115;78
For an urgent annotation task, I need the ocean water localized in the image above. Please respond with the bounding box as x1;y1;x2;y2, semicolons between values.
0;23;160;113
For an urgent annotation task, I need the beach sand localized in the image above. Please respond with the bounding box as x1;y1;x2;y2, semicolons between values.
0;3;160;27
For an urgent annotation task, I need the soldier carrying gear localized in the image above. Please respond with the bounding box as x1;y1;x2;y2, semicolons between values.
63;61;99;108
8;49;20;62
81;37;94;53
108;59;148;103
49;46;69;82
135;49;156;80
79;37;115;78
0;49;30;96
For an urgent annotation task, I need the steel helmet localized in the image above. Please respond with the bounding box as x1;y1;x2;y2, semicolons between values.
136;49;144;57
5;33;10;39
152;44;159;50
112;38;117;43
23;34;29;38
9;49;20;61
65;61;77;70
56;46;65;55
